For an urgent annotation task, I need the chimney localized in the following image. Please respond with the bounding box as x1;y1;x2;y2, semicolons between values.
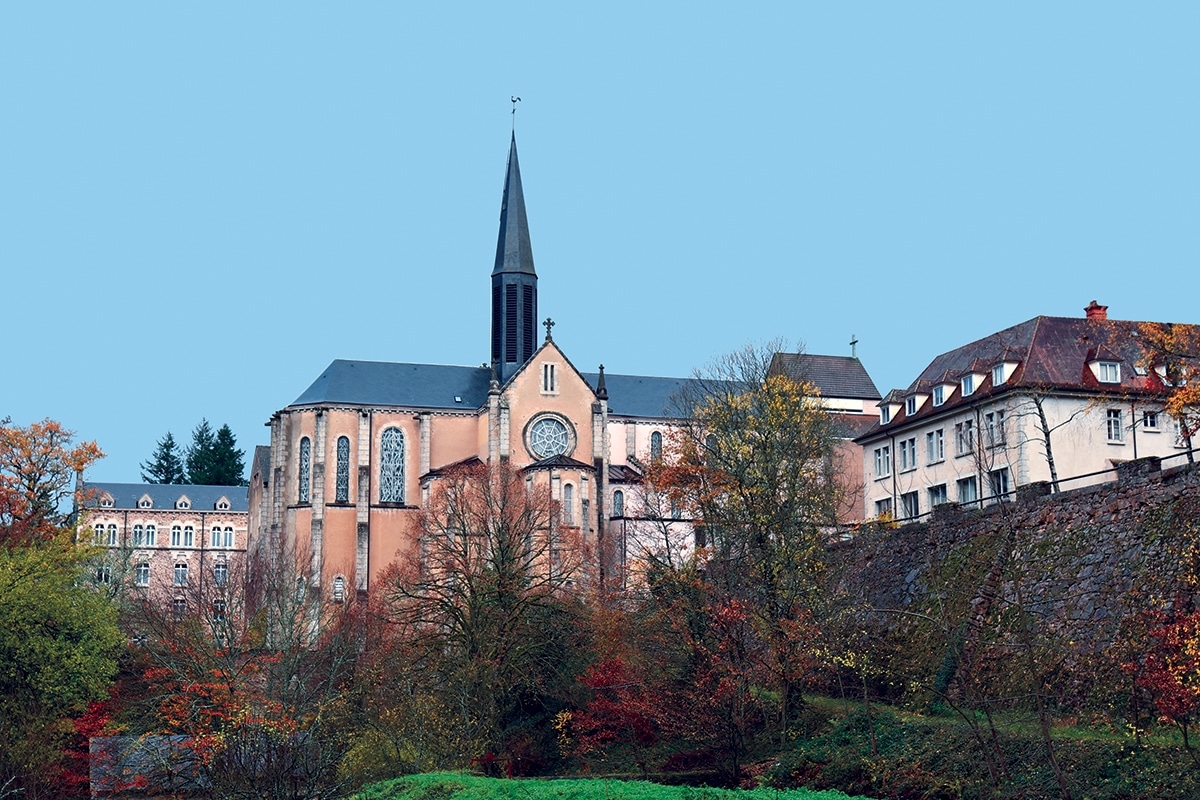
1085;300;1108;320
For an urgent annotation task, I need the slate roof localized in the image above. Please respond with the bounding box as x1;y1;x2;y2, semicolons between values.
770;353;882;401
85;482;249;512
291;360;494;410
493;133;536;277
856;314;1189;442
582;372;697;419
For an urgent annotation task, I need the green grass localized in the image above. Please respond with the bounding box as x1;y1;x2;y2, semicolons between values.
355;773;872;800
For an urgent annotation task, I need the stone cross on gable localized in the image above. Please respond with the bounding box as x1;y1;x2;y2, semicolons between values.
543;317;555;342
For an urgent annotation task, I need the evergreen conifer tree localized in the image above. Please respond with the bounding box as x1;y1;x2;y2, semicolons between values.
140;431;187;484
185;420;247;485
185;419;218;485
212;423;248;486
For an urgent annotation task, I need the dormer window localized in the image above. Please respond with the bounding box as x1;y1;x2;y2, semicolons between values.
175;496;191;510
215;497;230;511
932;386;945;407
992;365;1005;386
99;495;114;508
1097;362;1120;384
138;495;153;509
880;406;891;424
961;375;975;397
905;397;917;417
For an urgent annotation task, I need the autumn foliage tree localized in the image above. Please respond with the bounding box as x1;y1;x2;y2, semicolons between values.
648;343;842;743
380;460;586;765
1138;321;1200;454
0;418;117;798
120;547;360;799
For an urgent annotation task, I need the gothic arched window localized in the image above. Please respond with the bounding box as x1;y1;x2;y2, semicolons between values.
612;490;624;518
298;437;312;504
336;436;351;503
379;427;405;504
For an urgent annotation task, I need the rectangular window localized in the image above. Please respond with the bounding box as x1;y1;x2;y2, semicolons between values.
992;364;1006;386
135;562;150;586
174;562;188;587
880;406;891;424
874;445;891;477
213;600;226;623
989;468;1011;501
957;476;978;505
899;438;917;471
962;375;975;396
542;363;556;393
985;410;1006;447
905;397;917;417
900;491;919;519
874;498;893;518
1107;409;1124;442
933;386;945;406
171;598;186;619
928;484;948;507
955;420;975;455
214;562;228;587
1098;362;1120;383
95;565;112;585
1143;411;1159;431
926;429;945;463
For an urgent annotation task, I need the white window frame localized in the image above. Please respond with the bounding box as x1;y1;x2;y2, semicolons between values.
874;497;893;518
932;386;945;407
905;397;917;417
1143;411;1160;431
957;476;978;504
174;562;189;587
135;562;150;586
955;420;975;455
992;364;1006;386
926;429;945;463
961;375;976;397
900;491;919;519
989;468;1011;501
880;406;891;424
1097;362;1121;384
1106;409;1124;442
899;438;917;471
874;445;892;478
985;410;1006;447
928;484;948;507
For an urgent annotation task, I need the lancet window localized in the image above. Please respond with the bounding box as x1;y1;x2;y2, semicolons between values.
379;427;405;504
299;437;311;504
336;436;351;503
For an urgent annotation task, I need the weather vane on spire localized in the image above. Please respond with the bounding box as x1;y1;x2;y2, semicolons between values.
511;96;521;131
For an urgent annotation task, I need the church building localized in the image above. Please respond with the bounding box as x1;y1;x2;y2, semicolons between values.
251;134;878;602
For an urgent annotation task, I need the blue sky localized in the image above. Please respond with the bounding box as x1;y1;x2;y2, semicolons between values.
3;3;1197;482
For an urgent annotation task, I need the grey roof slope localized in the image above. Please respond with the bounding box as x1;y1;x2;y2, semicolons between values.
770;353;881;400
493;133;536;276
85;482;248;512
289;358;701;419
583;372;697;419
291;360;494;410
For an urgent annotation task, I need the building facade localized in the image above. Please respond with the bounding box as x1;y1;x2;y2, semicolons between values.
856;302;1196;521
83;482;248;612
253;134;881;600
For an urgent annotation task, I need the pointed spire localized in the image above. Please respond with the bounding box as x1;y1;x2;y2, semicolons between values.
596;364;608;401
492;133;536;276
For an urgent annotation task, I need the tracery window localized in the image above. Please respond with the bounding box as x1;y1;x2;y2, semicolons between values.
332;575;346;603
379;427;405;504
298;437;312;504
336;436;351;503
650;431;663;462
